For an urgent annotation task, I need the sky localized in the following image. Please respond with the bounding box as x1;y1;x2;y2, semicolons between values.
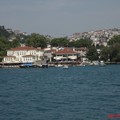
0;0;120;37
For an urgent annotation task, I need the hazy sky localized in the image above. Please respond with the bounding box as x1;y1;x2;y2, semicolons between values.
0;0;120;37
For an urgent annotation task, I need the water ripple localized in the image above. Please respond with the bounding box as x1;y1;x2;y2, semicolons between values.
0;65;120;120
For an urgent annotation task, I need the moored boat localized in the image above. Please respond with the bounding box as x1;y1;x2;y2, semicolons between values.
99;61;106;66
62;65;69;69
19;63;34;68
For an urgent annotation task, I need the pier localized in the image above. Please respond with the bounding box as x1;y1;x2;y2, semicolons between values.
0;62;22;68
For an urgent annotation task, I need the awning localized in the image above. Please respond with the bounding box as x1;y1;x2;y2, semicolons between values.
54;58;62;60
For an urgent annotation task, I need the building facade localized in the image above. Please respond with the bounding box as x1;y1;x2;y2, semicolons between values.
3;46;44;63
53;48;79;62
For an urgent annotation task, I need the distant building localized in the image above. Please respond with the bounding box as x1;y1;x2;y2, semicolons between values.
69;28;120;46
3;46;44;63
44;49;56;62
53;48;79;61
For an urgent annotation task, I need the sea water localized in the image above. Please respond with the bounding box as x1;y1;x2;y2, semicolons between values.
0;65;120;120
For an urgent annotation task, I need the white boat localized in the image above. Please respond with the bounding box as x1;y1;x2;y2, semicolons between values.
56;64;63;67
62;65;69;69
99;61;105;66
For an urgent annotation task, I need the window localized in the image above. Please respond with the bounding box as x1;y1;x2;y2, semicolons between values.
63;54;67;57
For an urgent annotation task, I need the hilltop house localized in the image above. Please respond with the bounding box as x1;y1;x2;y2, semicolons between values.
3;46;44;63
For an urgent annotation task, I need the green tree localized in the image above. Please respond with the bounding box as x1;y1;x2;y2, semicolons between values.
10;39;20;48
107;35;120;62
86;46;99;61
109;44;120;62
0;26;12;39
71;38;92;48
108;35;120;45
100;46;110;62
26;33;47;48
50;37;69;47
68;41;76;47
0;37;10;57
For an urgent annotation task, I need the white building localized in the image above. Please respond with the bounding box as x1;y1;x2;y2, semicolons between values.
53;48;79;61
3;46;44;63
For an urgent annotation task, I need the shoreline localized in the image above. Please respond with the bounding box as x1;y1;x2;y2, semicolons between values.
1;62;120;68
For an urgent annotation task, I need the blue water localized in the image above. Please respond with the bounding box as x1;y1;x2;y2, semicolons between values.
0;65;120;120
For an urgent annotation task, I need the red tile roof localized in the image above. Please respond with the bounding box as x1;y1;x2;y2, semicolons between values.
75;47;87;51
9;46;38;51
54;48;77;55
45;49;56;53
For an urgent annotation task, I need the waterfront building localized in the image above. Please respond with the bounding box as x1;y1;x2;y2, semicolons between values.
3;46;44;63
53;48;79;62
44;49;56;62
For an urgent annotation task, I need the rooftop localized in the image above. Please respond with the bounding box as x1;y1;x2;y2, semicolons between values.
54;48;77;54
